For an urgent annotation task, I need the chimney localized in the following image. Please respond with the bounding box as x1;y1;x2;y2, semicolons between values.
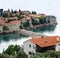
56;37;59;42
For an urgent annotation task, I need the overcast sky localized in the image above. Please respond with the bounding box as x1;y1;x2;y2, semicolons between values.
0;0;59;15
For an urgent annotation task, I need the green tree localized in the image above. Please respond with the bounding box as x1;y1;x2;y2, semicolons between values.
2;13;9;18
3;25;9;30
30;50;60;58
7;19;13;23
0;9;3;16
14;45;20;53
17;15;24;20
23;20;30;28
11;9;14;13
14;10;17;13
39;16;46;24
32;11;37;14
4;45;14;55
16;51;28;58
0;54;13;58
31;17;40;25
19;9;21;13
0;54;4;58
3;45;20;55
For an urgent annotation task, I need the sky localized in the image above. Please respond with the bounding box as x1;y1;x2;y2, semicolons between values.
0;0;60;15
0;0;60;36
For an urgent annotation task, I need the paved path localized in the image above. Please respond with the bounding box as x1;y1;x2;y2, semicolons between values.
18;29;45;37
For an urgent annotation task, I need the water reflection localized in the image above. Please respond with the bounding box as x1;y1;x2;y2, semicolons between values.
30;25;56;33
0;33;28;43
0;37;31;53
0;33;30;53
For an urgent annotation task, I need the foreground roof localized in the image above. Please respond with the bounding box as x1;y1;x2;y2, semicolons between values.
30;36;60;47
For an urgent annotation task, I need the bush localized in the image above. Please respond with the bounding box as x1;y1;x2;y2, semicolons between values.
32;11;37;14
16;51;28;58
3;25;9;30
3;45;20;55
39;16;46;24
30;50;60;58
31;17;39;25
23;20;30;28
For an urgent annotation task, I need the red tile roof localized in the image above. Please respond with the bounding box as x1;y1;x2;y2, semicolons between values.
22;17;30;20
30;36;60;47
4;20;20;25
9;20;20;24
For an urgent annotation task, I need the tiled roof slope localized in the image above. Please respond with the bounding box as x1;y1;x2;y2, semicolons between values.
30;36;60;47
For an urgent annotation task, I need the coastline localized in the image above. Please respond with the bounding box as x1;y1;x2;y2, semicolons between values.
0;22;57;37
26;22;57;30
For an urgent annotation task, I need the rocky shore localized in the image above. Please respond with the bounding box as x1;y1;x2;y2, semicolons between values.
0;22;57;37
26;22;57;30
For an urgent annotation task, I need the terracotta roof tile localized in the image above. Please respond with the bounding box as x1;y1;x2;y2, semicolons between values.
9;20;20;24
30;36;60;47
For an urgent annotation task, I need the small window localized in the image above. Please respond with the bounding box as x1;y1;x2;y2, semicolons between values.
33;53;34;55
29;45;31;47
58;44;60;45
29;52;32;55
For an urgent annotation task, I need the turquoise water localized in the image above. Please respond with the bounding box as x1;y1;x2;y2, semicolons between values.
0;33;30;53
0;18;60;53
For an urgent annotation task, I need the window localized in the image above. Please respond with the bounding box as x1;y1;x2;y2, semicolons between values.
29;52;34;55
29;52;32;55
33;45;36;49
58;44;60;46
33;53;34;55
29;44;31;47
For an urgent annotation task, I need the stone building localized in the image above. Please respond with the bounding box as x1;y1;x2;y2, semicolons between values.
46;15;57;25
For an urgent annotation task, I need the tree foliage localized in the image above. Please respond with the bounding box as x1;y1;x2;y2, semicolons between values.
2;45;28;58
17;15;24;20
3;45;20;55
23;20;30;28
32;11;37;14
39;16;46;24
31;17;40;25
3;25;9;30
16;51;28;58
2;13;9;18
30;50;60;58
0;9;3;16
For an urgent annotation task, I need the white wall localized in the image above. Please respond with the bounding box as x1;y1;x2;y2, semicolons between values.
0;26;3;33
23;40;36;55
55;43;60;51
8;22;20;32
46;16;57;25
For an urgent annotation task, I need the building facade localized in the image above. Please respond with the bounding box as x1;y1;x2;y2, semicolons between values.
0;26;3;33
46;15;57;25
5;20;21;32
23;36;60;57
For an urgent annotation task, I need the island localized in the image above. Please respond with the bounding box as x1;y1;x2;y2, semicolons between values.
0;9;57;36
